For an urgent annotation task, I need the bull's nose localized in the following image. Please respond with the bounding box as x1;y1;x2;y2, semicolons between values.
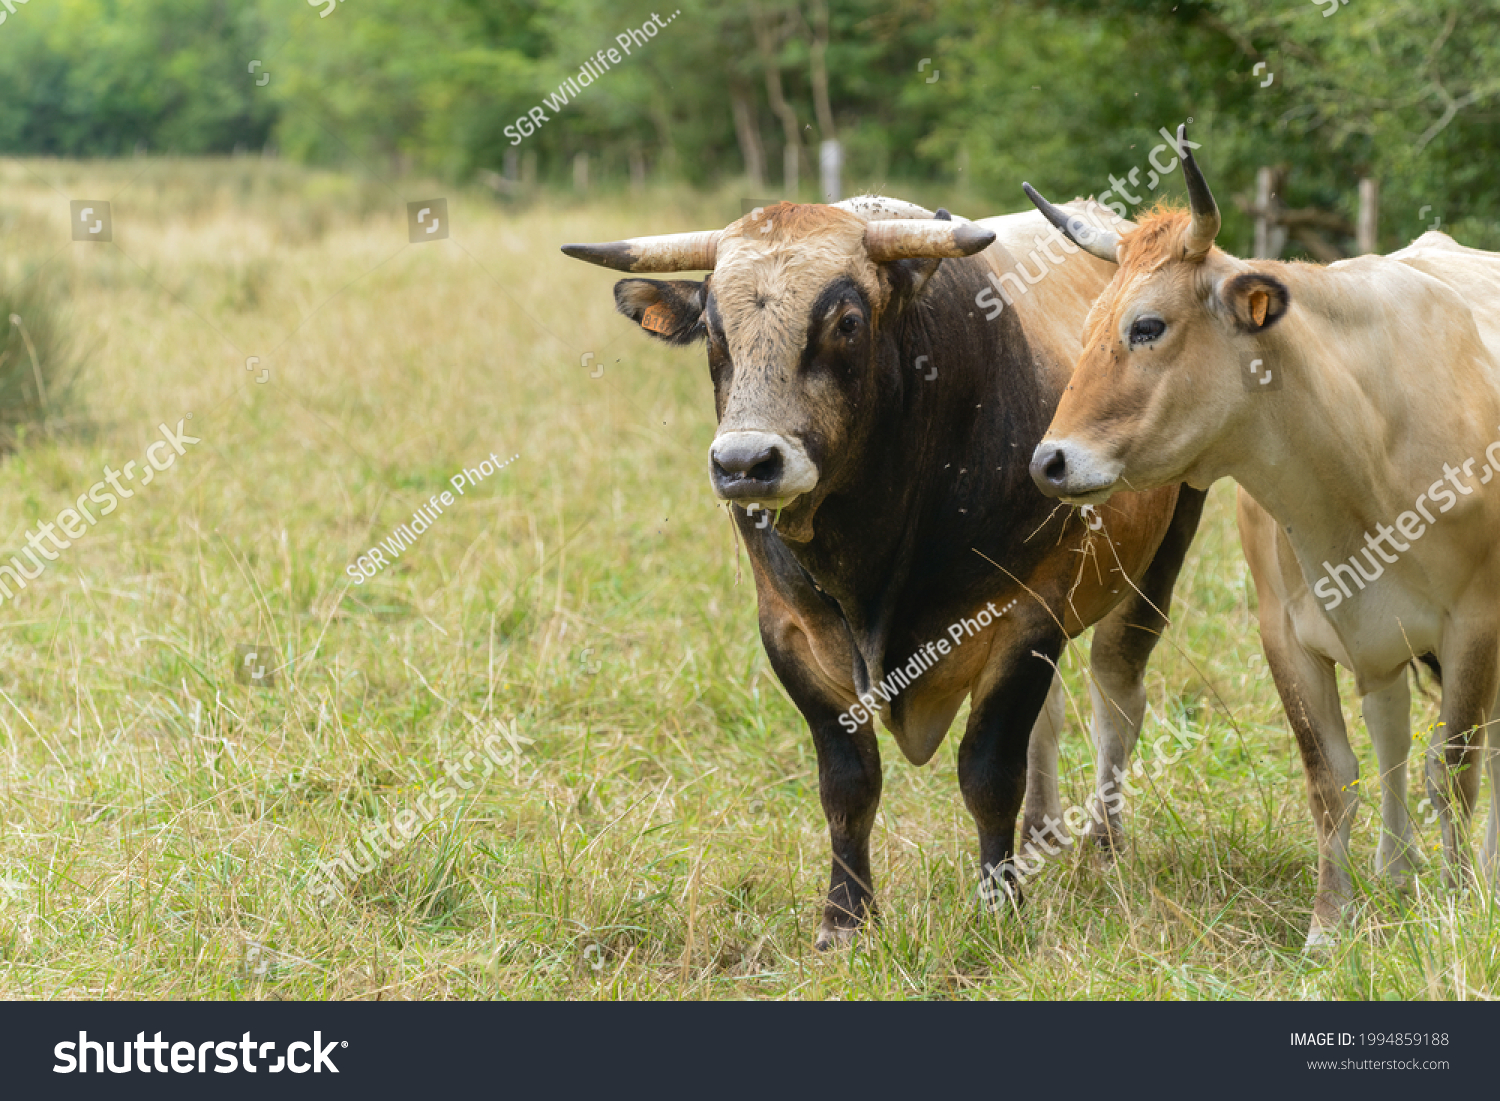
1030;443;1070;494
712;441;783;482
708;430;819;505
711;437;785;496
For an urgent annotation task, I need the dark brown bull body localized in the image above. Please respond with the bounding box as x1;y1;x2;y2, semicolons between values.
564;199;1205;947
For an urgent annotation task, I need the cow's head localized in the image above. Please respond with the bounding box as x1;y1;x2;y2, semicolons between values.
1022;127;1290;503
562;201;994;539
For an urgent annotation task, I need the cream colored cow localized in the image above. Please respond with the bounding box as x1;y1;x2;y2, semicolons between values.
1024;127;1500;944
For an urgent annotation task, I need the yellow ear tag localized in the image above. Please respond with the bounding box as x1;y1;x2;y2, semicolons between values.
641;302;675;334
1250;290;1269;327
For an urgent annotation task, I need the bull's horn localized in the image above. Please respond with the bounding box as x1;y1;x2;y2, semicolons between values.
1022;183;1120;263
863;219;996;262
1178;124;1220;261
560;230;722;273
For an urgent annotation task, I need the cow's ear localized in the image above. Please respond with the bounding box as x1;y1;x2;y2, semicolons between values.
613;278;707;345
1220;271;1289;333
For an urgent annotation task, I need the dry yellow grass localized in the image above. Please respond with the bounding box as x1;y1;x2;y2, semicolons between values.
0;157;1492;1000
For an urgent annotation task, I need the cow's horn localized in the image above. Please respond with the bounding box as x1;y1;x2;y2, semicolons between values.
561;230;722;273
863;219;996;262
1178;124;1220;261
1022;183;1120;263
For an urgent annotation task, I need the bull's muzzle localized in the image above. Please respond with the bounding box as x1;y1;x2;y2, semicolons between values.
710;430;818;508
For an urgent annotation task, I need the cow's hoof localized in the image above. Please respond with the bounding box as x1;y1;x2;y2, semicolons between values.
814;923;860;951
1304;925;1338;952
1376;847;1421;890
1020;818;1068;849
1088;824;1126;856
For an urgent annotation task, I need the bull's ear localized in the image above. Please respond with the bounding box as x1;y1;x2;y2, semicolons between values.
613;278;707;345
881;208;956;309
883;257;944;311
1220;271;1289;333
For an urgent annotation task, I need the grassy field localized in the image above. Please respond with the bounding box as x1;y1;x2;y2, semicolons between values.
0;157;1493;1000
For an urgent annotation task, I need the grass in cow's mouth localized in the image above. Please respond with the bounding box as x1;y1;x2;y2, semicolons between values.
0;157;1492;1001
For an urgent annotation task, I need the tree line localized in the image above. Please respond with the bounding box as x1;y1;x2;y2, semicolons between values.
1;0;1496;253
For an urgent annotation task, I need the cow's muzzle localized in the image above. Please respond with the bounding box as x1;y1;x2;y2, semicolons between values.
1029;439;1122;504
710;430;818;508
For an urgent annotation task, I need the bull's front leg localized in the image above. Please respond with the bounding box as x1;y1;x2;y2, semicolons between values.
809;713;883;950
962;636;1064;907
758;619;884;950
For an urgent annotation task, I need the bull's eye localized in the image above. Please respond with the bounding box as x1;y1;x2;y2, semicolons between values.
1129;317;1165;346
837;314;861;335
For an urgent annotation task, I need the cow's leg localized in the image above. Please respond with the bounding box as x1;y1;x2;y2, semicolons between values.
963;638;1064;906
1363;672;1418;886
1021;675;1066;848
1085;484;1207;849
1483;688;1500;889
1426;633;1498;892
1262;627;1357;947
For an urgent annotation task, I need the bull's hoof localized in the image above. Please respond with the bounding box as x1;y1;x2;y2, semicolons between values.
814;923;861;951
977;870;1023;913
1088;823;1127;856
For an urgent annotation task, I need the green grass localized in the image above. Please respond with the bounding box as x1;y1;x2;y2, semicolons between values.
0;157;1493;1000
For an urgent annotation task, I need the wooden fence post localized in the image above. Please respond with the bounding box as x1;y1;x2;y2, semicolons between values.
1253;166;1287;258
1357;178;1379;254
819;139;842;202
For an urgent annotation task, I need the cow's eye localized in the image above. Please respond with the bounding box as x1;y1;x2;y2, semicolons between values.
837;314;861;335
1129;317;1165;346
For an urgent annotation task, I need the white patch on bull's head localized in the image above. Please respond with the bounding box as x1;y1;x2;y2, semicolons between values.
705;205;891;516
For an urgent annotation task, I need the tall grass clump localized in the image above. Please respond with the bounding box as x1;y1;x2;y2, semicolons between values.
0;268;82;448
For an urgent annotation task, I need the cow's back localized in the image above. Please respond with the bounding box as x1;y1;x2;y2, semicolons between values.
975;202;1129;389
1390;232;1500;369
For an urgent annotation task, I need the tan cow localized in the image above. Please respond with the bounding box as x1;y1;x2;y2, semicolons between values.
1023;128;1500;944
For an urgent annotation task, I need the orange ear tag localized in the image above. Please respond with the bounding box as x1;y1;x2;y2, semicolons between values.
1250;290;1269;327
641;302;675;334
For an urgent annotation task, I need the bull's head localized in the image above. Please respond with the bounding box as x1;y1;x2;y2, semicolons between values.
1022;126;1291;502
562;200;994;539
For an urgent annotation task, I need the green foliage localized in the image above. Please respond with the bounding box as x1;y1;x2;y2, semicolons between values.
0;0;276;154
0;0;1497;244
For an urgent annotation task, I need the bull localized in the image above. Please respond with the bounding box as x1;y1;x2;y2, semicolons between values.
563;197;1205;947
